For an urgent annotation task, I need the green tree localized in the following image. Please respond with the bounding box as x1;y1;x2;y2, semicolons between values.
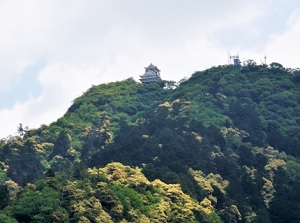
10;187;68;223
53;130;71;157
0;214;18;223
0;185;9;209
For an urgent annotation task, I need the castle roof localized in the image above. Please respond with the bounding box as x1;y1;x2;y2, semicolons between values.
145;63;160;72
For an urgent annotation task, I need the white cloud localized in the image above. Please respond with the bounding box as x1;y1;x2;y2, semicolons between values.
264;7;300;67
0;1;48;91
0;62;103;138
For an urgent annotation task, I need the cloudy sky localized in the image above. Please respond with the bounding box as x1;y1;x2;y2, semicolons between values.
1;0;300;138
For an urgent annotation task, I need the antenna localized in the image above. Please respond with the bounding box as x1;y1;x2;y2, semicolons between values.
260;55;267;65
228;49;241;65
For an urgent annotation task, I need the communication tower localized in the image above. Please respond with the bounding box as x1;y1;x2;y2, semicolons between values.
229;55;241;66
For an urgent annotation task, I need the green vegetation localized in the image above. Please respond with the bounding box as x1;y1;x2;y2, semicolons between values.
1;62;300;222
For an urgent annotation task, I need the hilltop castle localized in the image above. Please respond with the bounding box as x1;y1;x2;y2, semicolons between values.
139;63;162;83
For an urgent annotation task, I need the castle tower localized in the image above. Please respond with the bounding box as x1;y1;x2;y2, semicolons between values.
139;63;162;83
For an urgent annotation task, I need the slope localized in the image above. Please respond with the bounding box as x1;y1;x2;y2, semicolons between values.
1;62;300;222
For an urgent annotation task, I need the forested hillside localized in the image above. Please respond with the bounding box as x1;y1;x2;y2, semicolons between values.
1;61;300;222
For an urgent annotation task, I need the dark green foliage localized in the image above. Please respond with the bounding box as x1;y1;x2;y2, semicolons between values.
0;136;46;184
293;73;300;83
0;185;9;209
53;130;71;157
10;186;68;223
1;63;300;222
203;212;223;223
110;185;149;218
0;214;18;223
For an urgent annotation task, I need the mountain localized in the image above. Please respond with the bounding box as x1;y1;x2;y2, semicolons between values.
1;61;300;222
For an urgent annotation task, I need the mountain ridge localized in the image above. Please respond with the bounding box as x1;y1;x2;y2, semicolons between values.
1;62;300;222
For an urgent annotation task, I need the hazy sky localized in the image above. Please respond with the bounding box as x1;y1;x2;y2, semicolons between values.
1;0;300;138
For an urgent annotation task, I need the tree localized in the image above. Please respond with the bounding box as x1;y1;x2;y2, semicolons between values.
53;130;71;157
0;185;9;209
269;62;284;70
0;214;18;223
10;187;68;223
17;123;28;136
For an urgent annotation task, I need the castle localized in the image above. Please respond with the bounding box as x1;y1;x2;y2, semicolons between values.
139;63;162;83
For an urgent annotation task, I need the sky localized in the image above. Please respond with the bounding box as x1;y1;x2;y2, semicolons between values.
1;0;300;138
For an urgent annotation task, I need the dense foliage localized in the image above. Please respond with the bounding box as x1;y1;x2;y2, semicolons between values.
1;62;300;222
